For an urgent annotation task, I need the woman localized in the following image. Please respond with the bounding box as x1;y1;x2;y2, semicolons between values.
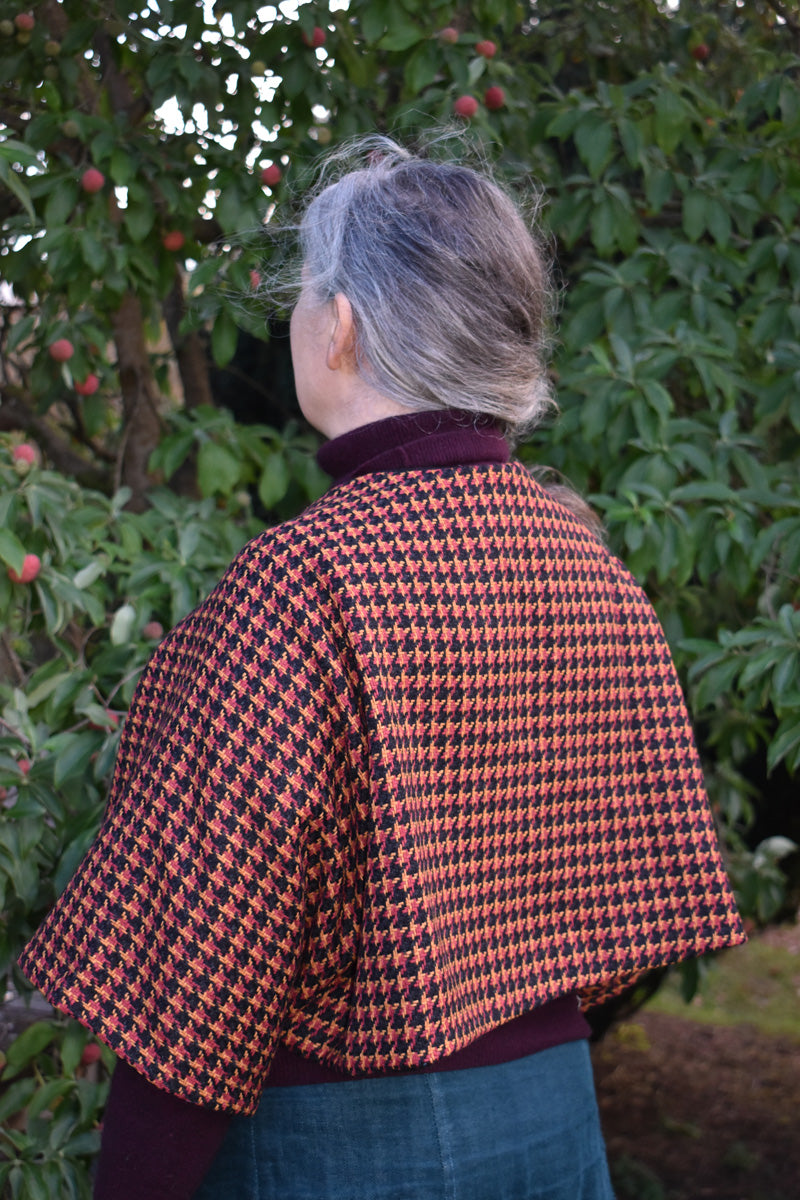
20;139;745;1199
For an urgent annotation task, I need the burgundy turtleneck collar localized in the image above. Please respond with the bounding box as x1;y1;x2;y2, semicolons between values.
316;408;511;485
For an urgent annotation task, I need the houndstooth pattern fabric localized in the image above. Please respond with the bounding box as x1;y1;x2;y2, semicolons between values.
20;463;745;1114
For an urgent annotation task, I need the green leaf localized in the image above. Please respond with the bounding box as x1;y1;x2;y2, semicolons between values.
0;137;41;169
34;580;67;636
574;117;614;180
379;22;423;53
754;834;799;866
751;302;786;345
617;117;643;168
640;379;673;418
211;311;239;367
335;32;373;87
178;522;201;562
80;231;108;274
772;651;800;698
672;480;734;503
26;668;73;709
186;256;223;294
82;393;108;438
27;1079;76;1121
0;160;36;222
197;440;242;497
739;648;785;690
590;198;616;255
563;303;606;351
653;89;688;154
767;718;800;773
110;145;136;186
6;313;36;354
54;827;99;895
150;430;195;480
0;1078;37;1123
292;450;330;501
545;107;581;138
258;451;290;509
643;167;673;212
44;178;80;229
678;956;701;1002
778;78;799;126
216;186;242;234
52;732;100;787
124;195;155;242
110;602;137;645
2;1022;57;1080
0;529;26;576
63;1129;103;1157
281;55;311;99
682;191;707;241
361;4;387;42
609;331;634;378
59;1023;86;1077
692;657;743;710
707;201;731;247
91;129;116;162
72;560;105;589
6;1163;24;1200
404;42;439;95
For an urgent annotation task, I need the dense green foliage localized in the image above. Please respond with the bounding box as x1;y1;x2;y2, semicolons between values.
1;0;799;1192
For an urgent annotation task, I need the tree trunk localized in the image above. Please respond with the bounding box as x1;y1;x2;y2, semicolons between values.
112;293;163;511
162;272;214;410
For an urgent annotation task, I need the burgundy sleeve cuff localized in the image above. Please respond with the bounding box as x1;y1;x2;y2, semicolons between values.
94;1059;232;1200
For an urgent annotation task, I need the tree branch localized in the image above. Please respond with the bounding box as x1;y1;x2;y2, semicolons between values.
0;392;110;489
111;292;164;510
0;107;26;132
0;631;25;688
162;272;215;411
92;28;151;126
763;0;800;41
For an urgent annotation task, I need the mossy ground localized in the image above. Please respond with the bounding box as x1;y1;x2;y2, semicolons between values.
648;923;800;1042
594;922;800;1200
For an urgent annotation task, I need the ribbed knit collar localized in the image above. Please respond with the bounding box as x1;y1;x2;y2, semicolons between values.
316;409;511;486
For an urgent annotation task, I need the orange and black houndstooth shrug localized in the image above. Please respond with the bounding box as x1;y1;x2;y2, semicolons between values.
20;460;745;1114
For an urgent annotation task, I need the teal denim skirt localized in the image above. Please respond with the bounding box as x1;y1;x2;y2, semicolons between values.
193;1038;615;1199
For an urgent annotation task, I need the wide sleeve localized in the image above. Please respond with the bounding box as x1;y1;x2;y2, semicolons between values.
576;564;746;1011
19;537;336;1115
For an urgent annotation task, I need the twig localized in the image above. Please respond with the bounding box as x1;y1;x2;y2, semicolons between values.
764;0;800;43
0;715;30;743
0;631;25;687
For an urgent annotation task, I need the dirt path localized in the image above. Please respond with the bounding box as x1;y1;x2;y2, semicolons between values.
592;1010;800;1200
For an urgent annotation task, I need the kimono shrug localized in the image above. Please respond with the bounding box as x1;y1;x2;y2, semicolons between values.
20;459;745;1114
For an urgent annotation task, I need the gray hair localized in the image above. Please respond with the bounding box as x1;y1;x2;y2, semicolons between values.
292;138;556;440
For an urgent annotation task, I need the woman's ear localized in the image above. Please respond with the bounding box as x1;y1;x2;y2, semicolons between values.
327;293;356;371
